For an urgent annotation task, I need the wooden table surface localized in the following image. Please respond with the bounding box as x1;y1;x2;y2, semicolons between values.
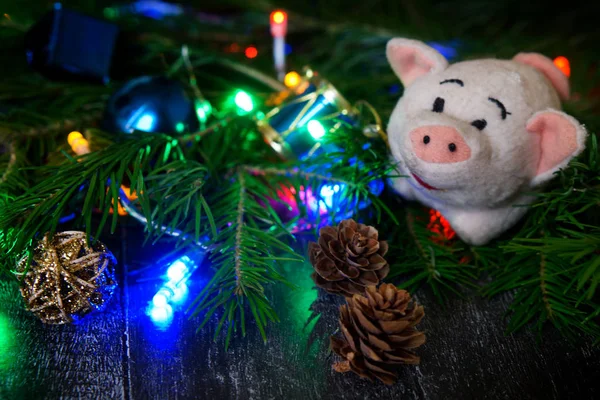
1;222;598;400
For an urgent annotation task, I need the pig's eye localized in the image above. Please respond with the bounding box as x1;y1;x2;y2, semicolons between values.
471;119;487;131
432;97;445;113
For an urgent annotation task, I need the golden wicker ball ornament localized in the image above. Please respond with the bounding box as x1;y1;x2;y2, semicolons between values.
13;231;117;324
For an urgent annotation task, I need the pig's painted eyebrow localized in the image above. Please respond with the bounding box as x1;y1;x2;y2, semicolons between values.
488;97;511;119
439;79;464;87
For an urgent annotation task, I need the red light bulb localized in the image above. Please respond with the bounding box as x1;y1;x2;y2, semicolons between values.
553;56;571;77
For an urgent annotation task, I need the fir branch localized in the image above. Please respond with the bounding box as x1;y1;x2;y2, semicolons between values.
539;253;553;319
405;210;432;272
0;141;31;196
0;133;191;268
0;142;17;184
387;206;478;302
234;170;247;294
479;131;600;341
244;166;359;186
188;168;302;348
1;0;598;347
483;238;600;341
0;110;102;142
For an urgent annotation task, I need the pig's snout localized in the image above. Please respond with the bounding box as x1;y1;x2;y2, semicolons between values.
409;126;471;163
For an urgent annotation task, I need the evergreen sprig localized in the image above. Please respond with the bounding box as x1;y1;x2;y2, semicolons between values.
0;112;395;343
480;135;600;340
0;133;188;266
1;0;599;345
386;206;478;302
188;168;301;348
484;241;600;341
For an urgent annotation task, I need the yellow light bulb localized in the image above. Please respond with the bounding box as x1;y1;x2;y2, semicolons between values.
271;11;286;24
67;131;83;146
72;137;88;148
284;71;301;88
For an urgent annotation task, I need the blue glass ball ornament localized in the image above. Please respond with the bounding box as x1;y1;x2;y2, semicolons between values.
102;76;200;135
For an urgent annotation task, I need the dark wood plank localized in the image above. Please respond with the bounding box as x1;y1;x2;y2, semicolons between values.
121;224;600;400
2;221;599;399
414;291;599;400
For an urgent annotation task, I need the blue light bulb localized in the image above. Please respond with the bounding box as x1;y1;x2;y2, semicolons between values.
149;304;173;325
167;282;188;305
166;260;188;282
152;290;169;307
147;254;202;326
319;184;343;209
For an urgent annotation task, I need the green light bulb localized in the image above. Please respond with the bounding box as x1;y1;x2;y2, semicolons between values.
195;99;212;123
175;122;185;133
103;8;118;19
307;120;326;140
0;313;16;371
234;91;254;113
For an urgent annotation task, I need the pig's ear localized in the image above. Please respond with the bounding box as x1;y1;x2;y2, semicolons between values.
527;109;587;187
513;53;570;101
386;38;448;87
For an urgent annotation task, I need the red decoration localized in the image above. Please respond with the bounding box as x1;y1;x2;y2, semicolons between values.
427;209;456;241
225;43;241;53
553;56;571;77
245;46;258;59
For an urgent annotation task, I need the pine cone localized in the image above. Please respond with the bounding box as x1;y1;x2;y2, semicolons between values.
309;219;389;296
330;283;426;385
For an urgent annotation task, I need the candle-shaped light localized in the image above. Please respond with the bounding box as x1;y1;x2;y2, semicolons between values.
270;10;288;81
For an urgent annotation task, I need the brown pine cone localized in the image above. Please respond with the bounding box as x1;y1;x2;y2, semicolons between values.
309;219;389;296
330;283;426;385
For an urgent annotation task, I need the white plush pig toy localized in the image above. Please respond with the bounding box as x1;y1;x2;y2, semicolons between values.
386;38;587;245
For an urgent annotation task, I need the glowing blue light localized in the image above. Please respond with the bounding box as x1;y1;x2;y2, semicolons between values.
167;282;188;305
149;304;173;324
319;184;342;209
133;1;183;20
427;41;458;60
166;260;188;282
284;43;292;55
148;254;199;327
297;101;326;127
58;213;76;224
135;113;156;131
152;290;169;307
389;84;401;95
54;2;62;10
